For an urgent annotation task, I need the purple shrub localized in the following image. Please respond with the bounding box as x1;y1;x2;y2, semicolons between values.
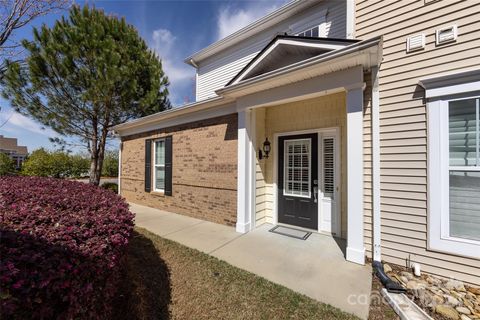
0;176;134;319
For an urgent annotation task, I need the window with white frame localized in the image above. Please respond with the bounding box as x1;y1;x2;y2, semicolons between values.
154;139;165;192
297;25;319;38
448;97;480;242
284;139;311;198
427;89;480;259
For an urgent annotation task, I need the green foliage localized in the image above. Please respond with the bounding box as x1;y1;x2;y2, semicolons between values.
70;154;90;178
2;5;170;185
21;148;90;178
101;182;118;194
102;150;118;177
0;153;15;176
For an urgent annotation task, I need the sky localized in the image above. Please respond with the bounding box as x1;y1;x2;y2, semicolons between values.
0;0;287;153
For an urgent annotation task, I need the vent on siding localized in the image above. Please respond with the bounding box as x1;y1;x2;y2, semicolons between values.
436;25;458;45
406;34;425;52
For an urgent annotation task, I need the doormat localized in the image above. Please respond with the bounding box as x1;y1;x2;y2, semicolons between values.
269;225;312;240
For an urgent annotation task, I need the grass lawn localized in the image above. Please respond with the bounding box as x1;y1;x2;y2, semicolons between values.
113;227;359;320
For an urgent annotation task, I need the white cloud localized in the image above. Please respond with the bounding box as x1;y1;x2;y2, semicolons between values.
217;2;285;40
1;112;55;136
150;28;195;106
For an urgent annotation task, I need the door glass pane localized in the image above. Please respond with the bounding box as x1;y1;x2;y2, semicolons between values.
449;170;480;241
284;139;310;197
155;166;165;191
155;140;165;165
449;98;478;166
323;138;334;198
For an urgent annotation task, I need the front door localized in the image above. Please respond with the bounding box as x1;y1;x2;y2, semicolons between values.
278;133;318;229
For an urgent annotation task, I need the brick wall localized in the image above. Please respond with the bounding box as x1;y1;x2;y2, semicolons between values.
121;113;238;226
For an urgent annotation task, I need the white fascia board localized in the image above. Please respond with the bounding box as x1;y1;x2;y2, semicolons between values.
218;36;382;98
236;66;363;111
231;39;351;86
113;97;234;136
184;0;317;65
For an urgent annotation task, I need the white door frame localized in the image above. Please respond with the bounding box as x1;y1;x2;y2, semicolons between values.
273;127;341;237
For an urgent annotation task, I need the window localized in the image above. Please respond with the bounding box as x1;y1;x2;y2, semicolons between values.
297;26;319;38
323;137;334;198
284;139;311;197
448;98;480;242
154;139;166;192
145;136;172;195
427;90;480;259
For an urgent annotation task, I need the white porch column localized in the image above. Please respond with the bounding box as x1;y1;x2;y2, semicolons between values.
346;84;365;265
236;109;255;233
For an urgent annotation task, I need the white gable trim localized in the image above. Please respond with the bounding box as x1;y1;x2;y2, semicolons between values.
230;38;349;86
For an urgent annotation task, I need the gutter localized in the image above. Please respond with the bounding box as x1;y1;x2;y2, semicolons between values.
216;36;383;97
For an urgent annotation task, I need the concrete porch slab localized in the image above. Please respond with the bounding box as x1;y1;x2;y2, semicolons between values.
130;203;372;319
212;224;372;319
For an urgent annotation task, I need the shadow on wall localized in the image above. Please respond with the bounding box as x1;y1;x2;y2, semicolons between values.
223;115;238;141
113;231;172;320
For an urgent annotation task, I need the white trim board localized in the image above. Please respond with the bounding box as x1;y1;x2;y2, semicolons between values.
230;38;351;86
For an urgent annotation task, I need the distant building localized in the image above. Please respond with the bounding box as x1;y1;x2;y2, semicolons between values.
0;135;28;169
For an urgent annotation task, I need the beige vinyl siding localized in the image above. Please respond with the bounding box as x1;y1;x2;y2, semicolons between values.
255;108;268;225
196;0;347;101
357;0;480;284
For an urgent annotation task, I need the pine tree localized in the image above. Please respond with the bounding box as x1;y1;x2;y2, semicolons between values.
2;5;170;185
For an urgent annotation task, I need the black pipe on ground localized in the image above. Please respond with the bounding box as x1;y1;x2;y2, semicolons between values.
373;260;406;294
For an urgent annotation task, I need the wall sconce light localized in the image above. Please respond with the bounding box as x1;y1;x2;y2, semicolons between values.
259;138;271;160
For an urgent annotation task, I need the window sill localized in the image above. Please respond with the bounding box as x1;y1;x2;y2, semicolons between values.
428;236;480;260
150;191;165;197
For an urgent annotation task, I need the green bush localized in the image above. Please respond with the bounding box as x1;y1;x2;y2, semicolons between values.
22;148;68;178
21;149;90;178
70;154;90;178
101;182;118;194
102;150;118;177
0;153;15;176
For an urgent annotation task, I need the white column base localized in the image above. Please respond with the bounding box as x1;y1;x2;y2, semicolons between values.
346;246;365;265
236;222;251;234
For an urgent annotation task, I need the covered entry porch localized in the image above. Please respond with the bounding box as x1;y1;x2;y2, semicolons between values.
217;36;383;266
229;62;377;266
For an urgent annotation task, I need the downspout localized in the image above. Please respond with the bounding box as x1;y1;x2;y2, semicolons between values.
370;65;406;293
372;66;381;263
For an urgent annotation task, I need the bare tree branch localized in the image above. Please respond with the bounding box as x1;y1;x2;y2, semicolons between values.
0;0;70;71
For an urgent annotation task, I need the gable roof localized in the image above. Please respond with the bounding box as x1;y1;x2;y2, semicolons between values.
114;36;382;137
226;35;359;86
184;0;321;66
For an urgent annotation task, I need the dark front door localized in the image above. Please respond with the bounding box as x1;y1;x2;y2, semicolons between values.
278;133;318;229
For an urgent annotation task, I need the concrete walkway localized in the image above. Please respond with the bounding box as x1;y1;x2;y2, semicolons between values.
131;203;372;319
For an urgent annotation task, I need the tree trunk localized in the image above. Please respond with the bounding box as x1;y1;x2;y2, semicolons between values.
89;118;101;185
89;145;100;185
89;123;109;186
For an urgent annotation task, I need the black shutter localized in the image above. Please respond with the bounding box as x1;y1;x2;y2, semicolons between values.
144;139;152;192
164;136;173;196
